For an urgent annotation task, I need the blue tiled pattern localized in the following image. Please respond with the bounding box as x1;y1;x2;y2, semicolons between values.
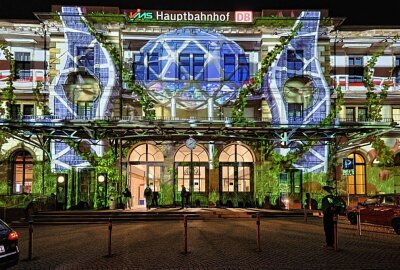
264;11;330;173
52;6;118;171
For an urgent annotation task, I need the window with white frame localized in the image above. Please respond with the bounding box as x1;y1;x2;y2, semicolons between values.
348;57;364;83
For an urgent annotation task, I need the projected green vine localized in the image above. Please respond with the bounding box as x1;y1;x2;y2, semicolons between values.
0;43;16;117
231;22;302;125
81;18;156;119
33;81;51;115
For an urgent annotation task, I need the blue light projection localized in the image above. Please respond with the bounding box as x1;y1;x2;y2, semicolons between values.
264;11;330;173
51;6;118;170
136;27;249;110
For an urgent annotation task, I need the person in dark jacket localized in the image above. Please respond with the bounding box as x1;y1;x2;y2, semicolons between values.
152;191;159;208
144;186;153;210
321;186;335;250
180;185;187;209
123;187;132;209
305;192;318;210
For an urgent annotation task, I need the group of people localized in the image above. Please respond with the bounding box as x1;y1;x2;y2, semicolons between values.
180;185;191;209
122;186;160;210
144;185;159;210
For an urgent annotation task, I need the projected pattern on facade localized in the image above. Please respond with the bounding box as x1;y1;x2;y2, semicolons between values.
51;6;118;170
265;11;330;172
136;27;249;110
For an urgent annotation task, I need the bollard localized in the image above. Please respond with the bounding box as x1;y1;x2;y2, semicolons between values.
108;218;112;257
357;209;362;236
28;219;33;260
333;214;338;251
303;207;307;222
183;215;188;254
256;213;261;252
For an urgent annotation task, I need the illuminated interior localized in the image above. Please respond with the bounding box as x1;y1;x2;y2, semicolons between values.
175;145;208;193
219;144;253;192
346;153;366;195
13;150;33;194
128;143;164;206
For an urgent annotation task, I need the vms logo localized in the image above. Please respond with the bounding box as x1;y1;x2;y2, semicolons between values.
235;11;253;23
129;9;153;21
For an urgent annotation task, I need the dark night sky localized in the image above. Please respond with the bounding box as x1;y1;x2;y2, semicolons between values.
0;0;398;26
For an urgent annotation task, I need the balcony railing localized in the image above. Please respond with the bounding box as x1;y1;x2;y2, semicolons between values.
0;114;396;128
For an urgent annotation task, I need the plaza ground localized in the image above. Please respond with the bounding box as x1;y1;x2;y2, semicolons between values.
8;212;400;270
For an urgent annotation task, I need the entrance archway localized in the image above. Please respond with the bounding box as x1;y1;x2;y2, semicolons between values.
174;144;209;207
219;143;254;207
128;143;164;207
12;150;33;194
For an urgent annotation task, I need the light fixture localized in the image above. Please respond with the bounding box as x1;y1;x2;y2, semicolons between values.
98;174;105;183
57;175;65;183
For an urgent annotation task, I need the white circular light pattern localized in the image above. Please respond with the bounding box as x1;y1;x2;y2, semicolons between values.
139;27;248;110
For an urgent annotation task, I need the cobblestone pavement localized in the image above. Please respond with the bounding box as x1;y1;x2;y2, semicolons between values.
8;216;400;270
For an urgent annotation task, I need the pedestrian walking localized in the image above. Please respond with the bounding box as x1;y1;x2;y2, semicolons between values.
123;187;132;209
180;185;187;209
144;185;153;210
321;186;335;250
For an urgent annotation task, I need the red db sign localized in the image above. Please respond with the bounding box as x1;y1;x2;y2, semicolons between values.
235;11;253;22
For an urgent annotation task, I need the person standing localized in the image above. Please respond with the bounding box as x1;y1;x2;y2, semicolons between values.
305;192;318;210
321;186;335;250
152;191;159;208
180;185;187;209
123;187;132;210
144;185;153;210
185;190;191;208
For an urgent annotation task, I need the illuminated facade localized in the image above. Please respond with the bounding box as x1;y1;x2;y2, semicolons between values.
0;6;399;209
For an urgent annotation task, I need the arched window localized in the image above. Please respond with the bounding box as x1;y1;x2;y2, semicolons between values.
128;143;164;206
12;150;33;194
347;152;366;195
219;144;254;193
175;145;208;193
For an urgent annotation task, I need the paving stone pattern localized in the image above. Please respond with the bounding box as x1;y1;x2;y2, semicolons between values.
9;217;400;270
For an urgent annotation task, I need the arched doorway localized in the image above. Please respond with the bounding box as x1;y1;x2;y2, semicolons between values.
128;143;164;207
12;150;33;194
346;152;366;195
219;143;254;207
174;144;209;207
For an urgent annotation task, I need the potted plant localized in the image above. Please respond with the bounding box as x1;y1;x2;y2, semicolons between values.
208;190;219;207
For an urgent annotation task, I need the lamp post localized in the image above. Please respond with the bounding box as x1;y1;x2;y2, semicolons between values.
97;173;107;208
56;174;68;210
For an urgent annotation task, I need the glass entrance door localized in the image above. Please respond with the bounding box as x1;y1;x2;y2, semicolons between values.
220;163;252;193
129;164;162;207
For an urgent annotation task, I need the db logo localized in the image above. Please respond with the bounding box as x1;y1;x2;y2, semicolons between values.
235;11;253;23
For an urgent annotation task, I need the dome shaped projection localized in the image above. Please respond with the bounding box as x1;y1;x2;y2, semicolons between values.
135;27;249;110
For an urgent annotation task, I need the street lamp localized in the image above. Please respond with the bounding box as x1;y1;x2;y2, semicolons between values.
97;173;108;208
56;174;68;210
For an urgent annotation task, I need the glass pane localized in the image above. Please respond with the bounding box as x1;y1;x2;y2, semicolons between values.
13;152;33;194
355;153;364;163
177;166;190;190
131;164;146;205
220;145;235;162
222;166;234;192
355;164;365;194
193;166;206;192
238;166;251;192
393;108;400;123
